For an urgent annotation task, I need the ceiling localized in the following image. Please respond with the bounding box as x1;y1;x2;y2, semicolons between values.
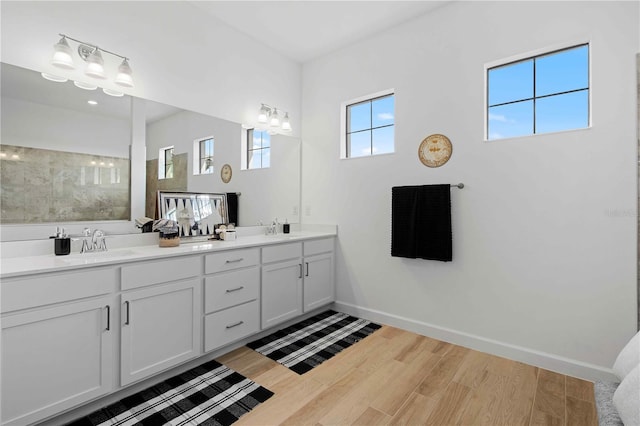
190;1;450;63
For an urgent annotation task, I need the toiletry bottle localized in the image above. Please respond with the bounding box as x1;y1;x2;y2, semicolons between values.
54;227;71;255
283;219;290;234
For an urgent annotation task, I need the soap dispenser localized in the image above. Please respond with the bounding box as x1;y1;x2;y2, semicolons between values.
283;219;290;234
54;227;71;256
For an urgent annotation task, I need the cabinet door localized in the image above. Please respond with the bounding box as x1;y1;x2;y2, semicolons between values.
261;259;303;329
121;278;201;386
303;253;335;312
1;298;114;426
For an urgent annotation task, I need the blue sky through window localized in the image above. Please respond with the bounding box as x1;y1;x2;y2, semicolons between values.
248;130;270;169
487;44;589;140
347;94;394;157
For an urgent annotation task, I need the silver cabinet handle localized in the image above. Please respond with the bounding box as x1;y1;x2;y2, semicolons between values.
299;263;303;279
124;301;130;325
226;321;244;329
225;258;244;264
105;305;111;331
305;262;309;277
225;286;245;293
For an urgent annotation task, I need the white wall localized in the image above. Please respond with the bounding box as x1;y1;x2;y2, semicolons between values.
2;97;130;158
301;1;639;378
147;111;300;225
0;1;301;133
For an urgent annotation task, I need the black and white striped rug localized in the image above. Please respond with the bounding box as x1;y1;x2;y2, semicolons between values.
67;360;273;426
247;310;381;375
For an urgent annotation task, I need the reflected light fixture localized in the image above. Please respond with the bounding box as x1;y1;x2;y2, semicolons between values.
257;103;292;134
47;33;134;88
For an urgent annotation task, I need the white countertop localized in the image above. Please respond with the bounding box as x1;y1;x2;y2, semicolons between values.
0;229;336;279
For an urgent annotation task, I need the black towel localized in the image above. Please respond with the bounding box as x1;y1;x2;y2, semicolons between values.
226;192;239;226
391;185;452;261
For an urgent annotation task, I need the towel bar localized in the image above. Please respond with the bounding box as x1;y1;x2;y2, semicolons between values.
450;183;464;189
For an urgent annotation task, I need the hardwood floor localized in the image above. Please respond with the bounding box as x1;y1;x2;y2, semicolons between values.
217;325;598;426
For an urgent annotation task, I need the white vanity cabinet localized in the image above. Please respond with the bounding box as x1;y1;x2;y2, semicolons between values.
1;269;116;426
120;256;202;386
303;238;335;312
203;248;260;352
261;242;303;329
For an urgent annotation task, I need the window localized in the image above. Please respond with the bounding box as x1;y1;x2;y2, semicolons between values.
342;90;394;158
194;137;214;175
247;129;270;169
158;146;174;179
487;44;589;140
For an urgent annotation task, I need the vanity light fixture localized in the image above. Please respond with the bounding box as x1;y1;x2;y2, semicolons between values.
73;80;98;91
102;88;124;97
257;103;292;134
47;33;134;88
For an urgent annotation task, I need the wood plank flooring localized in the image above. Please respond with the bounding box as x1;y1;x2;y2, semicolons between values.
217;325;598;426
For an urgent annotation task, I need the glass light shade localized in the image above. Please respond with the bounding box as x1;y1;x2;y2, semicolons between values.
269;108;280;127
85;49;106;79
281;112;292;131
258;105;269;123
51;37;75;69
74;80;98;90
41;73;68;82
103;88;124;97
114;59;134;88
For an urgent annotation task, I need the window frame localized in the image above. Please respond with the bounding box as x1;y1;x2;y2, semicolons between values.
340;88;395;159
158;146;174;179
246;128;271;170
484;41;591;141
193;136;214;175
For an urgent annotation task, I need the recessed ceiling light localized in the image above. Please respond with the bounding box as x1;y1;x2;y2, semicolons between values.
87;100;98;105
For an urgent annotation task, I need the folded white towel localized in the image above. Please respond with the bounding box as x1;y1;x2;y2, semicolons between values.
613;330;640;379
613;363;639;426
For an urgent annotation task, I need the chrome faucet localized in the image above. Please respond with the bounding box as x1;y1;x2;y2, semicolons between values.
265;218;279;235
80;228;107;253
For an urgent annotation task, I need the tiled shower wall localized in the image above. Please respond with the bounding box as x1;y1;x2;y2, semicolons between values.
0;144;130;223
145;153;188;219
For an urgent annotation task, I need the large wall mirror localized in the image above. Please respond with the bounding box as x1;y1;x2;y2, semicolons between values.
0;62;301;241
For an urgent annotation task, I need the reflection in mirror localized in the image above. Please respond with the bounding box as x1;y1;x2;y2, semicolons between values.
158;191;228;237
0;62;302;241
0;62;131;224
145;100;301;226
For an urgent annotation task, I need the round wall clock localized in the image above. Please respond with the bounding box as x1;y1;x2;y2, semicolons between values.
220;164;232;183
418;134;453;168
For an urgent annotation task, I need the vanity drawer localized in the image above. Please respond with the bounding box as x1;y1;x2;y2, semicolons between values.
262;242;302;264
204;300;259;352
2;268;116;313
304;238;334;256
121;256;200;291
204;248;259;274
204;267;259;313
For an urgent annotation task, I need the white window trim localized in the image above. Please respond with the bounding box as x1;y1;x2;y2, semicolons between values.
193;135;215;176
158;145;173;179
483;39;592;142
340;88;395;159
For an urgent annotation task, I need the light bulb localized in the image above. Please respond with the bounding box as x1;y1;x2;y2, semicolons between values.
281;112;292;132
114;59;134;88
85;48;106;79
258;104;269;123
269;108;280;127
51;36;75;69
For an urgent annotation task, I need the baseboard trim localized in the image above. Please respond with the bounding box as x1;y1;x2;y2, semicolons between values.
333;301;617;382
